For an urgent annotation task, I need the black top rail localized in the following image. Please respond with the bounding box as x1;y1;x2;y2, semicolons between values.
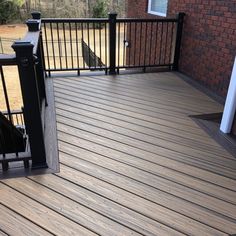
42;18;108;23
21;31;41;55
116;18;178;23
42;17;178;23
0;54;16;65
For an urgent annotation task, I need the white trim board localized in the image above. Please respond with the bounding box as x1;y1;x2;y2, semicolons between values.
220;56;236;133
147;0;168;17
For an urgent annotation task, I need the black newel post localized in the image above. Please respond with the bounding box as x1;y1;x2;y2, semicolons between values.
173;12;185;71
12;41;47;169
109;12;117;75
31;11;41;20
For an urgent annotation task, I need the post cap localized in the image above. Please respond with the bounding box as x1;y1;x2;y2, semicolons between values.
26;19;40;32
12;41;34;51
177;12;186;18
108;12;117;17
31;11;41;20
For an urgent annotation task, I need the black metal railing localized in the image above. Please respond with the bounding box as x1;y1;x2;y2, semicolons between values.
0;13;48;172
116;18;176;71
41;18;109;75
40;12;185;75
0;57;29;171
115;13;185;72
2;110;25;127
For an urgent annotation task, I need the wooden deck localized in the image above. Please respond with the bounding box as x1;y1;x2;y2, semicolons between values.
1;72;236;235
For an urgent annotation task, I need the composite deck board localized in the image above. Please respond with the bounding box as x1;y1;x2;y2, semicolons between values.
55;106;236;180
55;78;208;130
55;102;222;149
55;101;224;152
28;174;185;236
57;74;220;106
54;89;205;137
54;76;214;117
0;230;8;236
29;168;232;236
68;75;221;111
0;183;97;235
56;112;235;166
54;80;210;118
58;141;236;216
54;94;214;142
54;93;215;139
57;119;236;178
3;179;142;236
55;78;220;113
56;164;236;234
0;72;236;235
56;120;236;193
55;107;229;159
0;204;53;236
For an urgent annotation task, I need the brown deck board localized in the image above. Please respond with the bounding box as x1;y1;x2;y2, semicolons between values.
54;78;220;113
59;142;236;217
56;164;236;234
0;183;97;235
0;204;52;236
29;174;184;236
70;76;221;112
29;169;230;236
0;230;8;236
54;80;204;119
54;95;216;146
55;101;223;151
56;112;235;165
57;121;236;193
57;120;236;180
1;72;236;235
54;88;205;135
3;178;141;236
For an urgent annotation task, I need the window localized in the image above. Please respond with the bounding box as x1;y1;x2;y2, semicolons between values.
147;0;168;17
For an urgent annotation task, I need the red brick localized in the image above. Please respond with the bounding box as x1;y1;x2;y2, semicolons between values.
127;0;236;97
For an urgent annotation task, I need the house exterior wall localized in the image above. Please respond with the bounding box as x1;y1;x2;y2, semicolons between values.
126;0;236;97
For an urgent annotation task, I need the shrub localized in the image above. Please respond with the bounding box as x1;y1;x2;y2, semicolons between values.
92;0;107;18
0;0;24;24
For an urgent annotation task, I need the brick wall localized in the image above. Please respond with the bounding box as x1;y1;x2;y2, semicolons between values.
127;0;236;97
